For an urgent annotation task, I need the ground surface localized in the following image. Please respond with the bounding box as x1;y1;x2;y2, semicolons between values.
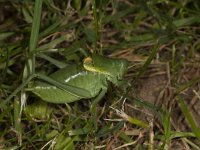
0;0;200;149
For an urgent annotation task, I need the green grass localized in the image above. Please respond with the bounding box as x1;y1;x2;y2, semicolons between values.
0;0;200;149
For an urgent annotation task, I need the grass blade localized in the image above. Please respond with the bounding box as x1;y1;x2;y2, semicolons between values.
14;99;22;145
135;42;159;80
1;74;35;108
23;0;43;80
29;0;43;52
177;96;200;142
21;0;43;113
34;34;68;53
0;32;14;41
38;53;67;68
91;0;98;51
35;74;92;98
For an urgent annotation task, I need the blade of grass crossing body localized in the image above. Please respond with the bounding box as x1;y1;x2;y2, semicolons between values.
177;96;200;142
36;74;92;98
0;72;92;108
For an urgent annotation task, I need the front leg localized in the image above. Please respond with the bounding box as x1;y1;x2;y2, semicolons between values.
90;88;107;130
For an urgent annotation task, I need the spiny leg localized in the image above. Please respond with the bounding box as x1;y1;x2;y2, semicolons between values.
90;88;107;131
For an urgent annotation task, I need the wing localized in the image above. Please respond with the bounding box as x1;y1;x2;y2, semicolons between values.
29;65;106;103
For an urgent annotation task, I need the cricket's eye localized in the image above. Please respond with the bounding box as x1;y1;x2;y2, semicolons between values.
83;56;94;66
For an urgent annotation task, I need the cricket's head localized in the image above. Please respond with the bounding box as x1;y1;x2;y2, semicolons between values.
83;54;129;85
